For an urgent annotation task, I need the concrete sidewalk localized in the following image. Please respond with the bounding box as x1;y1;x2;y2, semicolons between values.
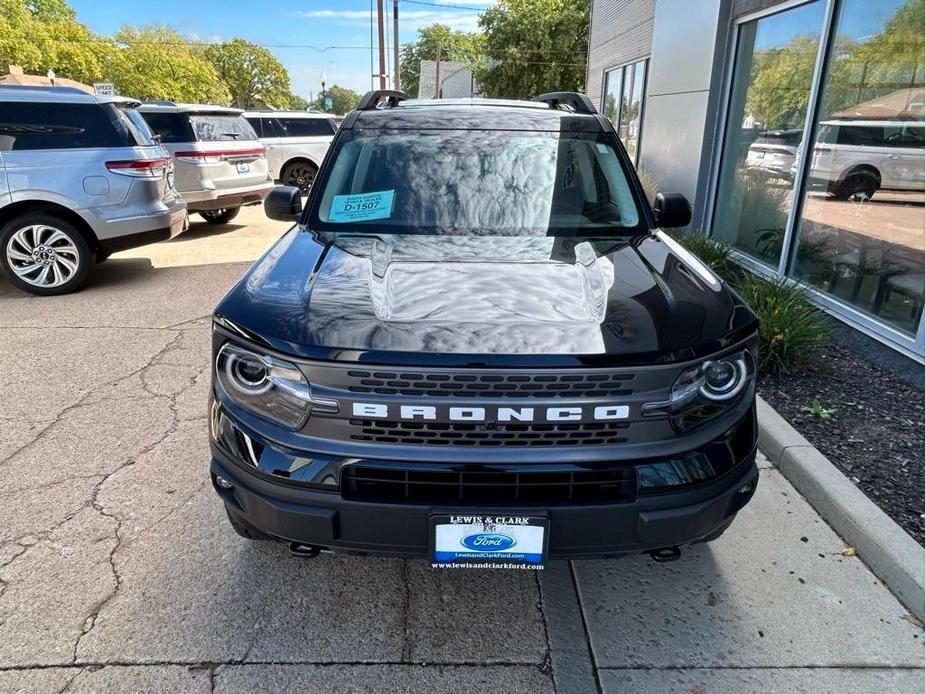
1;208;921;693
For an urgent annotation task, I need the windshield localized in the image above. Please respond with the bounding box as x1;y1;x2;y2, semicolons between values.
189;114;257;142
309;130;645;237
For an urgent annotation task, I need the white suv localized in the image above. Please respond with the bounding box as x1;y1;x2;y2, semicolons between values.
244;111;337;193
139;103;273;225
798;119;925;200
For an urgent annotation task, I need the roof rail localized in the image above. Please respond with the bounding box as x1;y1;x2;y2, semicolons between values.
532;92;596;115
357;90;409;111
0;85;91;96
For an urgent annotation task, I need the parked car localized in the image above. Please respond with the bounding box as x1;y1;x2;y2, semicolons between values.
209;91;760;568
138;103;272;225
0;86;186;296
244;110;337;193
794;119;925;200
745;128;802;179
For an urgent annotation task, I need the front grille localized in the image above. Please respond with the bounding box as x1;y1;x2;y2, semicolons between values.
346;419;631;446
341;464;637;504
342;369;634;398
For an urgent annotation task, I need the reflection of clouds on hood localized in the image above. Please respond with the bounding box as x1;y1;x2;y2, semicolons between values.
305;235;615;354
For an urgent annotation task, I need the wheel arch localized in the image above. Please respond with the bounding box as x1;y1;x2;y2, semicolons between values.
837;163;881;186
280;156;320;173
0;200;100;251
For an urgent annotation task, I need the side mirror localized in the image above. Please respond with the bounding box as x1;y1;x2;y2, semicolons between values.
653;193;692;229
265;185;303;222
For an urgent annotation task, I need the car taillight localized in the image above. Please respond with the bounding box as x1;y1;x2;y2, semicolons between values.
174;147;265;165
106;157;171;178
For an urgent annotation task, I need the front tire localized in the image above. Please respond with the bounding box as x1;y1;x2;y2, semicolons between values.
281;160;318;194
833;171;878;201
199;207;241;225
0;214;93;296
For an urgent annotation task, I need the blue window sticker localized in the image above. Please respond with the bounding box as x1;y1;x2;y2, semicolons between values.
328;190;395;222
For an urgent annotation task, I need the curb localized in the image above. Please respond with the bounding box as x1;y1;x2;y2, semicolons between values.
756;395;925;623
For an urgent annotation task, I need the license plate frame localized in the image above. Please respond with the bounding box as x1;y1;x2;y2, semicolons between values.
429;513;549;570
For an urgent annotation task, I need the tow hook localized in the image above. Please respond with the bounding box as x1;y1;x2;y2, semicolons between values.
289;542;321;558
649;546;682;563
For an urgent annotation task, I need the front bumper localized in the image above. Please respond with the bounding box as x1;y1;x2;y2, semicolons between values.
210;410;759;559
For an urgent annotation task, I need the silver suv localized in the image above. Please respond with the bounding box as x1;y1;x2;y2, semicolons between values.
139;103;272;225
0;86;186;295
244;110;337;193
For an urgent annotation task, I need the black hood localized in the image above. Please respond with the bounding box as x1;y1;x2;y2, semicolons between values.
214;227;758;367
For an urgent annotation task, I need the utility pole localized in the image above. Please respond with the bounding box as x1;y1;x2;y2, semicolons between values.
434;42;441;99
377;0;386;89
393;0;400;92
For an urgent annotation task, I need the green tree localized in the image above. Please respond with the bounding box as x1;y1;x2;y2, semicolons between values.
745;34;819;130
205;38;291;109
825;0;924;114
399;23;484;97
112;26;230;103
476;0;589;99
310;84;361;114
288;93;310;110
0;0;115;85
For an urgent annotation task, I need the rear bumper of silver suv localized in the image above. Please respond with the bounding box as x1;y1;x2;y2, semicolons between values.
92;198;187;255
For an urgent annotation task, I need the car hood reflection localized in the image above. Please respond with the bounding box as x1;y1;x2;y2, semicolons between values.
216;228;755;362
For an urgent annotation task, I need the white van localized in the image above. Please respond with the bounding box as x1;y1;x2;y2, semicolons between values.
244;111;338;193
799;119;925;199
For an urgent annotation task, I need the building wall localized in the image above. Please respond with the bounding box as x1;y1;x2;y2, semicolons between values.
637;0;727;226
586;0;657;106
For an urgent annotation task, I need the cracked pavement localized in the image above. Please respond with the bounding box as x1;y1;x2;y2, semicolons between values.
0;208;922;693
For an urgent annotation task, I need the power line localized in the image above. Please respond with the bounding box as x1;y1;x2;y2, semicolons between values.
401;0;493;10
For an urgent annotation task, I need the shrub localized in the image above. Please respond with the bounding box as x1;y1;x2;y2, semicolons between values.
675;233;743;283
735;274;832;373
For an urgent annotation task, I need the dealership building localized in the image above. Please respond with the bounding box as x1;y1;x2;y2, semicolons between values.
586;0;924;361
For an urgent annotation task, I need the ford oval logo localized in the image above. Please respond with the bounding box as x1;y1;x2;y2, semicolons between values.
461;533;515;551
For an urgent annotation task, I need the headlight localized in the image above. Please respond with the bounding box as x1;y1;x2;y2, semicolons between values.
643;350;754;430
699;356;749;401
215;343;337;430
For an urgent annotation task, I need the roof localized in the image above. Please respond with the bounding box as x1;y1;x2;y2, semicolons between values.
348;97;606;133
0;69;94;94
831;87;925;120
820;118;925;127
137;102;243;115
243;110;331;119
0;84;137;106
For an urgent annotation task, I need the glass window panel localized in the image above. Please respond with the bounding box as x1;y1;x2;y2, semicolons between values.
791;0;925;336
602;68;623;126
620;61;646;163
712;0;827;266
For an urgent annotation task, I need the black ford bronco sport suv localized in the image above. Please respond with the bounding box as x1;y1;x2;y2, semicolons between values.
209;91;759;569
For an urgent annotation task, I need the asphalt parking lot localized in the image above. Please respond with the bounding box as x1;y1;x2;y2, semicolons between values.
1;206;922;693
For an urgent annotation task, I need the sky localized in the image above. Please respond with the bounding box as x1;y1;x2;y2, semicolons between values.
68;0;497;99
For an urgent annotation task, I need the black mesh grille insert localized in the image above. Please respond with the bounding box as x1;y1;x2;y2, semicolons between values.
342;370;634;398
346;419;631;446
341;465;637;504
